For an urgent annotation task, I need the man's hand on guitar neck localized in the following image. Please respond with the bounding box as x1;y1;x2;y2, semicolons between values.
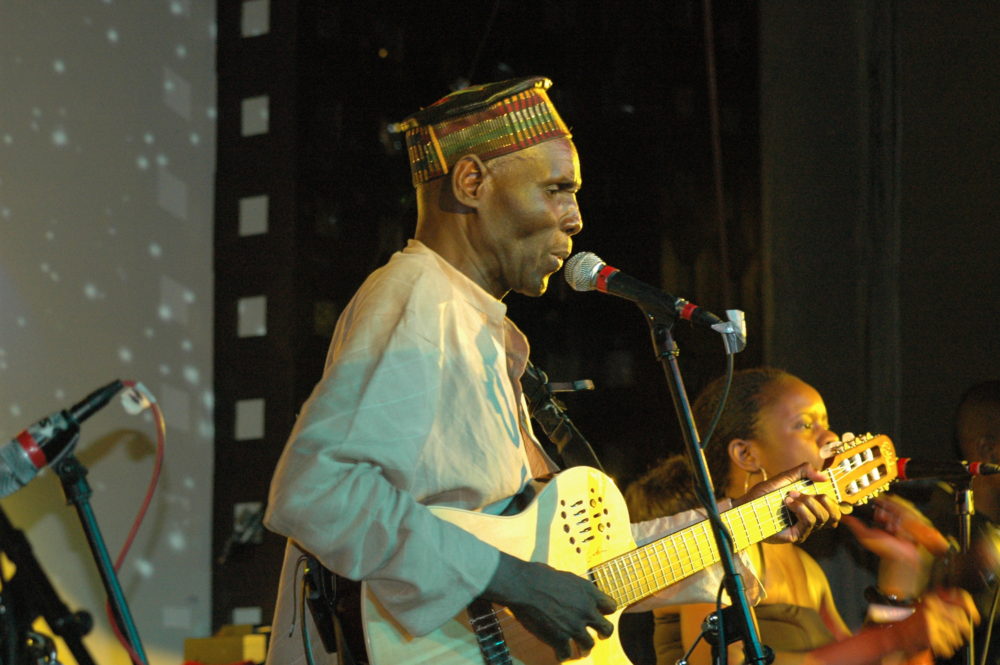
734;462;847;544
481;552;616;661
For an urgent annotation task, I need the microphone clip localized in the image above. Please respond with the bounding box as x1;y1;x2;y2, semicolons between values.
711;309;748;355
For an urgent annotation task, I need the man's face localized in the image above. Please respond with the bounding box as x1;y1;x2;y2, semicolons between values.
476;138;583;297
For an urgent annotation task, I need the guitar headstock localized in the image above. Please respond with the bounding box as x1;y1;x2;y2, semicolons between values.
822;433;898;505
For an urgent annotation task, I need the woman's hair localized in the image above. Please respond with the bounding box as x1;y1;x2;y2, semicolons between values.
694;367;794;497
624;454;700;521
625;367;796;520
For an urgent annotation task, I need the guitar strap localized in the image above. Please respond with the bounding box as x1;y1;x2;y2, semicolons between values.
302;554;366;664
520;360;605;472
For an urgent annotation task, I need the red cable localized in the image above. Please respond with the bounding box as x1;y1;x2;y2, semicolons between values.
103;380;165;665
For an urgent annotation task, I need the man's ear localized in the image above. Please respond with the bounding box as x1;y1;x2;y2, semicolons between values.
728;439;760;473
451;154;488;208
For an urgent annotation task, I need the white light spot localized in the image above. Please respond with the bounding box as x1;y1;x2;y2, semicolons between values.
136;155;150;170
51;127;68;146
16;317;27;328
45;231;55;240
158;304;173;321
189;132;200;145
133;559;154;578
10;404;22;418
182;290;195;304
83;283;99;299
176;44;188;59
149;243;162;258
53;60;66;74
160;364;171;375
182;366;199;385
31;108;42;118
206;106;217;120
3;135;12;145
164;78;175;93
40;262;50;273
170;1;184;15
30;121;40;132
118;347;133;363
181;339;193;351
1;208;10;219
49;271;60;282
201;391;214;410
107;28;119;44
183;476;196;490
198;420;214;438
156;153;168;166
54;389;65;401
107;226;117;235
168;529;186;551
144;327;155;338
143;132;155;144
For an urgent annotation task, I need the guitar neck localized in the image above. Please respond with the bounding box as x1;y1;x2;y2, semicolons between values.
590;478;829;607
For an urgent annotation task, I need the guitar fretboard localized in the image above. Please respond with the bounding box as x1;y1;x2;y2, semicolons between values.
589;478;830;607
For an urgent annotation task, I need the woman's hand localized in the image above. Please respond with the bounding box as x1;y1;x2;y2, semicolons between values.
888;588;980;660
842;495;949;598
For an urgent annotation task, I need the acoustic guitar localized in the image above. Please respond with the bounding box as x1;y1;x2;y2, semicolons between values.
362;433;898;665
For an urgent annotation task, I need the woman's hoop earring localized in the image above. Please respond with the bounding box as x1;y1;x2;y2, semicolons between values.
743;468;768;494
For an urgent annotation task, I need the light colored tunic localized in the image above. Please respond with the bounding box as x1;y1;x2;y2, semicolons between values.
263;241;759;665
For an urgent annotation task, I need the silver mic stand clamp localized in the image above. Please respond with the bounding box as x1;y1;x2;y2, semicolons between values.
711;309;747;355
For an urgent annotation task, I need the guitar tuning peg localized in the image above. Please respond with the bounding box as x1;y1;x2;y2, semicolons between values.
819;440;841;459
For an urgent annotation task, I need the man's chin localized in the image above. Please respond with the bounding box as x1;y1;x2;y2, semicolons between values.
512;275;550;298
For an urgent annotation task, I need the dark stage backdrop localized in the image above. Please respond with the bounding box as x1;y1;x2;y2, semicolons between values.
761;1;1000;628
213;0;1000;638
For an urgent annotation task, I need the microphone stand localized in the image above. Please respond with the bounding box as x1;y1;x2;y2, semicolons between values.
639;302;769;665
951;481;975;665
53;451;149;665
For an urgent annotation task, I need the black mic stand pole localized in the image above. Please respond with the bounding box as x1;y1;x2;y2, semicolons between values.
951;481;975;665
53;450;149;665
641;304;770;665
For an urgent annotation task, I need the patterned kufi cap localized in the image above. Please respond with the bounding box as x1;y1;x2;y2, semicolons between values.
395;76;571;187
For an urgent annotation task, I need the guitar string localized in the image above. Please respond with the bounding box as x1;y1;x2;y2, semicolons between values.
483;444;888;636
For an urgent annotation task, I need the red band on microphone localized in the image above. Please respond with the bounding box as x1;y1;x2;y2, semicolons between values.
16;430;47;469
969;462;982;476
596;265;618;293
679;302;698;321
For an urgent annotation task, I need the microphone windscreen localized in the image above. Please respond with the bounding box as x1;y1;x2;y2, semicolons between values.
564;252;604;292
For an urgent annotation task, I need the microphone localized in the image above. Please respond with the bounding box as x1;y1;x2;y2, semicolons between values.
896;457;1000;482
0;380;125;498
564;251;723;328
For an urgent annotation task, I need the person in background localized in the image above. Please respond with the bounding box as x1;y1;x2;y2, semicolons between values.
901;380;1000;665
625;367;979;665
